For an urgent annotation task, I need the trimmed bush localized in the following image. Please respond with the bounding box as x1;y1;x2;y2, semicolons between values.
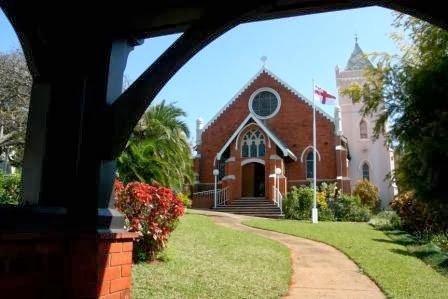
284;184;370;222
369;210;401;230
330;194;371;222
284;186;313;220
0;171;21;205
114;180;185;262
353;180;380;211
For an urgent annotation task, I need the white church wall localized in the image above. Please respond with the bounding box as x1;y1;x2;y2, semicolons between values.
336;57;396;206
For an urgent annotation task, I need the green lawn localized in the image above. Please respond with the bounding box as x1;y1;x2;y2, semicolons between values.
243;218;448;299
132;214;291;298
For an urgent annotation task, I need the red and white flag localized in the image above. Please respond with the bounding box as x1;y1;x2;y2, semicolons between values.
314;85;336;105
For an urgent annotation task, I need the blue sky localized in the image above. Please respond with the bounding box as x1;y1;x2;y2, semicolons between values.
1;6;399;143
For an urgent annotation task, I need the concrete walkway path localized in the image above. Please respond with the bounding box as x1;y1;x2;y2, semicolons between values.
189;209;385;299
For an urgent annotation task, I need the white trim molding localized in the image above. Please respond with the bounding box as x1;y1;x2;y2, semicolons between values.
203;67;333;131
233;123;271;150
235;123;254;150
225;157;236;163
263;68;334;121
241;158;265;166
300;145;322;163
248;87;281;119
269;154;282;160
216;113;297;161
222;175;236;181
203;68;266;131
335;145;346;151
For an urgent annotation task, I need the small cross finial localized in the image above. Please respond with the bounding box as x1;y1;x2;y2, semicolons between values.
355;34;358;44
260;56;267;67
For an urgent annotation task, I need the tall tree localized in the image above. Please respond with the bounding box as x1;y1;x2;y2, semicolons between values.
343;14;448;229
0;50;31;167
117;101;193;193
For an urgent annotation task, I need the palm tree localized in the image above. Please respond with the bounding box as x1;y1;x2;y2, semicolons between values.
117;101;193;193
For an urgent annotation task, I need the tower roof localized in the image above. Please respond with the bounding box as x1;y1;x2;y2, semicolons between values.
345;40;372;71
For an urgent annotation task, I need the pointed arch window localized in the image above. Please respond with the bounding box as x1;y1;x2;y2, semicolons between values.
241;128;266;158
360;119;368;139
242;142;249;157
306;151;314;179
258;140;266;157
362;162;370;180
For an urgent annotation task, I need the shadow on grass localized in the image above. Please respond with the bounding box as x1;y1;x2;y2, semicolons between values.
372;237;415;247
390;248;439;259
372;229;448;277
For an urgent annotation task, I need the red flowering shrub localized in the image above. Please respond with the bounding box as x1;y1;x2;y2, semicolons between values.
390;191;431;232
114;180;185;262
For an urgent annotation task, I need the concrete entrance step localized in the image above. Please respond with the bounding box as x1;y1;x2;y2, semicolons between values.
213;196;283;218
216;207;279;211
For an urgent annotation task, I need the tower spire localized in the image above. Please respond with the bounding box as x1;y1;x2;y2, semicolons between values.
345;36;372;71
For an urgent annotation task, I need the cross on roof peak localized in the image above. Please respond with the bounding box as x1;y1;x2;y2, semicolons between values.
260;56;267;67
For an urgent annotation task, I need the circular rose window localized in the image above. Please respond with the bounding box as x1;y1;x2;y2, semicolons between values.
249;88;281;119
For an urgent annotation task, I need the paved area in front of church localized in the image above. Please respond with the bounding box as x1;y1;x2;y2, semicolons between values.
189;209;385;299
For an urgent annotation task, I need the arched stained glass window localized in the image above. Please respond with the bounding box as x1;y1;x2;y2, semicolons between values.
362;163;370;180
306;151;314;179
250;141;257;157
258;141;266;157
360;119;368;139
242;142;249;157
240;128;266;157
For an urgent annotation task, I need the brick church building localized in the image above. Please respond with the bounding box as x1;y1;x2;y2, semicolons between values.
192;41;395;211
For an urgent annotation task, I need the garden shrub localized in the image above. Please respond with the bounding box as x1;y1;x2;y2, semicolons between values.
317;182;339;221
316;191;327;209
319;182;339;202
330;194;371;222
352;180;380;211
0;171;21;205
114;180;185;262
390;191;431;232
316;191;334;221
177;193;192;208
284;186;313;220
368;210;401;230
430;234;448;252
318;206;335;221
284;184;371;222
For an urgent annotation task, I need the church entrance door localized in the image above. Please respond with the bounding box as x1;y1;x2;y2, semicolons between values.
241;162;265;197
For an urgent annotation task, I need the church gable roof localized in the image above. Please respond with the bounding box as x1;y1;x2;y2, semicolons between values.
216;113;297;161
345;41;373;71
203;67;333;131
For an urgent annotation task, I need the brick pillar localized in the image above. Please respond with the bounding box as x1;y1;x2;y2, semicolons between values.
224;157;236;202
96;233;136;299
0;230;136;299
335;136;351;194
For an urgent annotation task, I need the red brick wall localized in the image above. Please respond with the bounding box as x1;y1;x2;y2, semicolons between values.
0;231;136;299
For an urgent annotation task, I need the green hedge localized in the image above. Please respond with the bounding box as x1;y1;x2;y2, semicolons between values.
284;185;371;222
0;171;21;205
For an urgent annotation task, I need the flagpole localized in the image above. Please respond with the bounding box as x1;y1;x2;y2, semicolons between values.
312;80;318;224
